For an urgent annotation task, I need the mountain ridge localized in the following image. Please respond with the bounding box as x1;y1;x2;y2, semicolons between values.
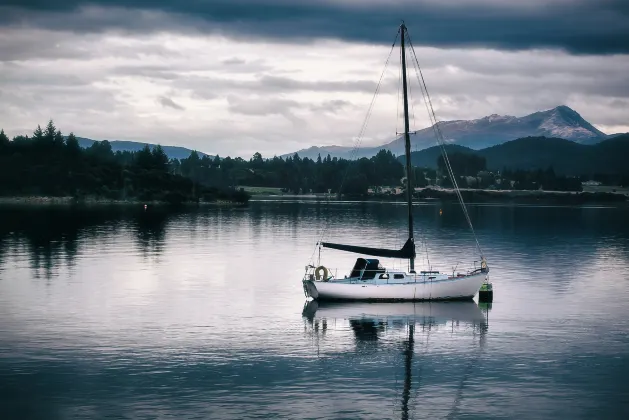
76;138;211;160
283;105;608;160
406;134;629;176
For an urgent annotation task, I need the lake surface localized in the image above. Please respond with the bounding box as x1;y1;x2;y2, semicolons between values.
1;200;628;419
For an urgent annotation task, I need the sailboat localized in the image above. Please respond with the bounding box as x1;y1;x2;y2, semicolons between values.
302;23;489;301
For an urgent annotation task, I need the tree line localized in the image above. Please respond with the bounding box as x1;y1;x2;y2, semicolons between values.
174;149;406;195
3;122;624;201
0;122;249;204
436;152;584;191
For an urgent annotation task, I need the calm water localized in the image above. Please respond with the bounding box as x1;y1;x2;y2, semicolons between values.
1;200;628;419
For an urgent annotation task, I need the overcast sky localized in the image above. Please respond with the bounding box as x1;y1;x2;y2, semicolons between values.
1;0;628;157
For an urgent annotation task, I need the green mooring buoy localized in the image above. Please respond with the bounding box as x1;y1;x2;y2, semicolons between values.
479;282;493;302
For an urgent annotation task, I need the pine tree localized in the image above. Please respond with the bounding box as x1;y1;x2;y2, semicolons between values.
151;144;169;172
33;125;43;140
66;132;80;155
44;120;57;141
135;144;154;170
54;129;65;147
0;129;9;146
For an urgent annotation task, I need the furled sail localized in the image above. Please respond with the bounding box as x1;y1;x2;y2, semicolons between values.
321;238;415;259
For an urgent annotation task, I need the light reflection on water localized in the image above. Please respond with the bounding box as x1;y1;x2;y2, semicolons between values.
0;201;628;419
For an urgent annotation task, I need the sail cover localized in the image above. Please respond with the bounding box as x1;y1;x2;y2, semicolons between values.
321;238;416;259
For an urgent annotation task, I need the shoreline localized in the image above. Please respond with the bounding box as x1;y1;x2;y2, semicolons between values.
411;187;628;204
249;187;628;204
2;187;626;207
0;196;248;207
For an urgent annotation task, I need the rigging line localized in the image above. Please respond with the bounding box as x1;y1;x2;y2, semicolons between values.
393;42;405;164
411;75;433;271
414;68;483;260
404;37;435;271
405;33;418;145
344;27;400;164
406;33;484;259
308;28;401;264
411;319;432;414
403;34;431;271
410;79;483;261
445;329;485;420
394;32;404;269
396;41;402;141
404;34;421;229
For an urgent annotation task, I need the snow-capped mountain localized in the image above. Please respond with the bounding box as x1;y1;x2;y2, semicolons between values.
284;106;607;159
535;106;606;142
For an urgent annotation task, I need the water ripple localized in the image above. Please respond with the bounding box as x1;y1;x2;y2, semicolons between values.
1;203;628;419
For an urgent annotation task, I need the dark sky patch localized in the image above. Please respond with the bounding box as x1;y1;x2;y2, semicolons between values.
158;95;185;110
0;0;628;54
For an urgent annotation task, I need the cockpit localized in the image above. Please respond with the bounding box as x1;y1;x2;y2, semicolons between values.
349;258;386;280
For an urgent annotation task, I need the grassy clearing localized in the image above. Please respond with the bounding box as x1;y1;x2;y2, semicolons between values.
582;185;629;196
238;186;284;195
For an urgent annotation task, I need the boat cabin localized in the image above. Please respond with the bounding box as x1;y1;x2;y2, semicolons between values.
350;258;386;280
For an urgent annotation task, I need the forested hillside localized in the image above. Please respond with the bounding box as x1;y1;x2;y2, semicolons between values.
409;135;629;175
2;122;627;200
0;122;248;204
0;122;409;199
76;137;211;160
181;149;408;195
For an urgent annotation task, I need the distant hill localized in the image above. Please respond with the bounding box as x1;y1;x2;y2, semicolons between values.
284;105;607;159
406;134;629;175
279;145;359;161
607;132;629;139
77;138;210;160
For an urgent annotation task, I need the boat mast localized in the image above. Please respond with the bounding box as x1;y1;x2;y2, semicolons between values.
400;23;415;272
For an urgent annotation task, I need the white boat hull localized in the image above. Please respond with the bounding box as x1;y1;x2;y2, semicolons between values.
303;271;487;301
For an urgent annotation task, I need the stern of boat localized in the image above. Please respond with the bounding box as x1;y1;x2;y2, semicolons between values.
302;279;319;299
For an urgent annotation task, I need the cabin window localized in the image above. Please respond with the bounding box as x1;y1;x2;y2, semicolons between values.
379;274;389;279
394;274;405;279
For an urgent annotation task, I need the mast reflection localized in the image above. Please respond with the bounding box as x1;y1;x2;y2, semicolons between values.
302;300;488;419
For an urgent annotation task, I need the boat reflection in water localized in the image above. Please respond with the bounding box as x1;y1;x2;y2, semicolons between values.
302;300;490;420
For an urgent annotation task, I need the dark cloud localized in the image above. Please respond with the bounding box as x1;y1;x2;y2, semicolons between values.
258;75;381;93
158;96;185;110
309;99;352;113
0;28;178;63
221;57;246;65
226;96;352;116
227;96;300;117
0;0;628;54
173;74;387;101
113;65;181;80
218;57;273;73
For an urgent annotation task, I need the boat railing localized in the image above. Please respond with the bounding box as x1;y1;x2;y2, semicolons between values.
303;265;486;283
449;264;489;278
302;265;338;282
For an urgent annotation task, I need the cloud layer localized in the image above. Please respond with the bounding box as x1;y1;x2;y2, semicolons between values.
1;0;628;54
0;1;627;157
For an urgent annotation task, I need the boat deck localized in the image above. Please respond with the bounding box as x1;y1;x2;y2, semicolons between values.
311;268;484;286
327;272;448;285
